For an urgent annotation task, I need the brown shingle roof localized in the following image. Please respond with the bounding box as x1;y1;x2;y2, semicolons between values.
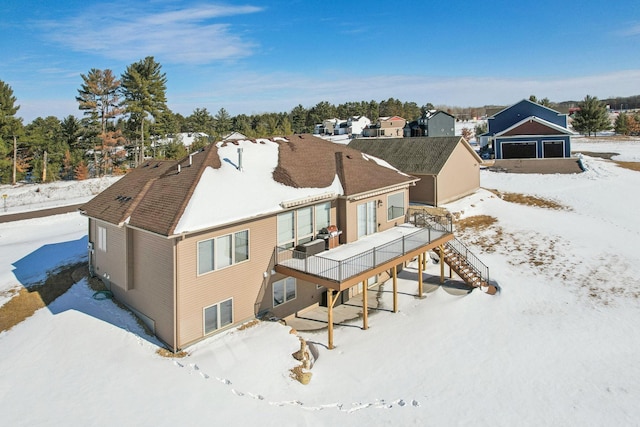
81;134;415;236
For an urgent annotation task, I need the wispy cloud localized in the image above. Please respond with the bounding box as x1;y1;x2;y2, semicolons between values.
169;69;640;115
616;22;640;37
36;4;263;64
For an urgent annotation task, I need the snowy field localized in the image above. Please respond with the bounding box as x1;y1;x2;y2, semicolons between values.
1;138;639;426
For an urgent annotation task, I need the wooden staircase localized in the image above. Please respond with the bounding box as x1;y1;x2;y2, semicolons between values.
406;208;497;295
433;240;497;295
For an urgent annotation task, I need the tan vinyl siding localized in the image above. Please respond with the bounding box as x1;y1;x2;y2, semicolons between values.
260;274;325;320
90;219;127;289
109;228;175;349
437;143;480;205
410;175;436;206
341;189;409;243
176;216;276;347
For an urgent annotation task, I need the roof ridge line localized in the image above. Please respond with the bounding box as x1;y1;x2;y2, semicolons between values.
167;144;220;235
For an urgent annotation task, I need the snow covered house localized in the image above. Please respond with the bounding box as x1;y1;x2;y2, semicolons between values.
80;134;458;351
349;137;482;206
484;99;574;159
347;116;371;136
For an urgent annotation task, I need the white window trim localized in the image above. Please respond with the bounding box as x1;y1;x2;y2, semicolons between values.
97;225;107;252
197;229;250;276
278;202;332;248
273;277;297;307
203;298;234;335
387;192;405;221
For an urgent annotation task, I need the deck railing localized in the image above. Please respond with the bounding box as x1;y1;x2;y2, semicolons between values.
406;208;490;285
276;225;450;283
443;237;490;285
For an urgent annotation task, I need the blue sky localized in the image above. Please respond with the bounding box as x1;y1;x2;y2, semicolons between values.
2;0;640;123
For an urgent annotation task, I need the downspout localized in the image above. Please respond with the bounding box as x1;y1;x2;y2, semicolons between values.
434;175;438;207
172;236;179;353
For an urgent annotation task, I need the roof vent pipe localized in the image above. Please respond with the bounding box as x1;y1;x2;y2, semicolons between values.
177;164;181;174
237;147;243;171
189;153;193;166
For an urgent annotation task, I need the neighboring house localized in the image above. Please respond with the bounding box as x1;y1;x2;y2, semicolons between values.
349;137;482;206
315;118;345;135
221;131;247;141
347;116;371;136
363;116;406;137
484;99;574;159
80;134;456;351
404;110;455;137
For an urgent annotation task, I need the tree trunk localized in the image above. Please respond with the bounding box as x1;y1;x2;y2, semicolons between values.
42;151;48;182
12;135;17;185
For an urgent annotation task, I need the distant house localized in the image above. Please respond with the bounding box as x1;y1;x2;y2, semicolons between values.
362;116;406;137
347;116;371;136
404;110;455;137
221;131;247;141
80;134;462;351
314;118;346;135
349;136;482;206
484;99;574;159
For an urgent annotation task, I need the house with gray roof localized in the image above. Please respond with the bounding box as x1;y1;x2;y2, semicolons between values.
348;137;482;206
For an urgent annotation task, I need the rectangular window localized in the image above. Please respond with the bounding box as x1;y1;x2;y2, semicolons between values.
273;277;296;307
297;206;314;244
215;234;232;269
204;298;233;335
387;192;405;221
234;230;249;263
277;211;295;249
315;202;331;231
197;230;249;275
357;201;376;238
97;226;107;252
198;240;214;275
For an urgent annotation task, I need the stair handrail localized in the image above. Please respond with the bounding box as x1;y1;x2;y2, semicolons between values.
406;207;490;286
443;237;490;285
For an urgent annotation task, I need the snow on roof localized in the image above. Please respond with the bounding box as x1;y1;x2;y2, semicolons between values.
173;139;343;234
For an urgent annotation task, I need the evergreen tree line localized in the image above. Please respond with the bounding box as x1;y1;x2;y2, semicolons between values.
0;58;632;184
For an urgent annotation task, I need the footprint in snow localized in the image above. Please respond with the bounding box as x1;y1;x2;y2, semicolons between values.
173;361;184;368
412;400;420;407
346;403;371;413
189;363;199;370
232;389;244;397
199;372;209;379
215;377;231;385
269;400;303;407
247;392;264;400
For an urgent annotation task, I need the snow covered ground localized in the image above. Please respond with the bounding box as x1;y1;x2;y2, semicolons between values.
1;138;639;426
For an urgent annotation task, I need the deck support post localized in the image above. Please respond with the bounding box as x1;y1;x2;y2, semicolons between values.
327;290;335;349
393;264;398;313
362;279;368;330
418;252;424;298
439;245;445;284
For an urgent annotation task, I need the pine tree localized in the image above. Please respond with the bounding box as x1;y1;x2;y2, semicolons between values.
0;80;23;184
571;95;611;137
214;108;232;139
121;56;168;165
76;69;122;176
614;112;629;136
